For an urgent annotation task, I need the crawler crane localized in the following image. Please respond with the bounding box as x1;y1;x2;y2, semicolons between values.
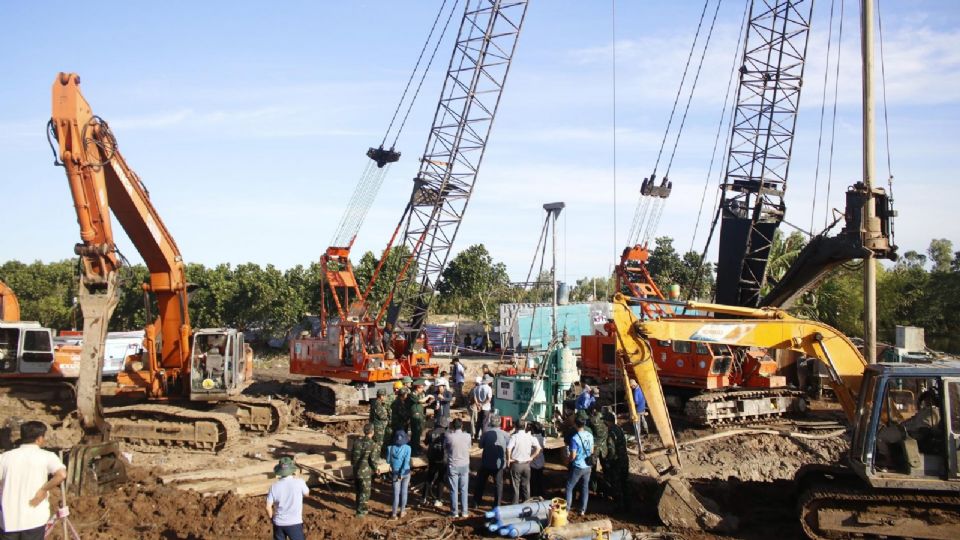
291;0;529;411
49;73;286;455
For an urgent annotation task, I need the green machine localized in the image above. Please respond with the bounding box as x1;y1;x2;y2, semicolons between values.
492;344;579;434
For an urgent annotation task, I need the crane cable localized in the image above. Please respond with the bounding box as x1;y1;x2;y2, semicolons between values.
651;0;713;175
877;0;896;245
645;0;724;248
330;1;460;248
823;0;846;229
381;0;460;149
690;0;749;254
809;0;839;234
632;0;723;249
663;0;724;179
628;0;714;246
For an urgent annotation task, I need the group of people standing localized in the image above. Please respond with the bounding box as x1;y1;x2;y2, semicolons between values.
265;357;646;539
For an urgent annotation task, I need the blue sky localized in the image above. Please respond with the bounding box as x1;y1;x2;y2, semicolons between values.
2;0;959;285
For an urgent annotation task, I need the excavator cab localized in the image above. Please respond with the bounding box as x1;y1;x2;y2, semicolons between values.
0;322;56;375
189;329;249;399
850;362;960;485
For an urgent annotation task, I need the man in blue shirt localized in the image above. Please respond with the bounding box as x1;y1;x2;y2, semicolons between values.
266;457;309;540
575;385;599;412
630;379;648;434
565;417;594;516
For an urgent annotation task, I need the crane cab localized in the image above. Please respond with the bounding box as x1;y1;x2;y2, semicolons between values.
189;329;252;400
849;361;960;488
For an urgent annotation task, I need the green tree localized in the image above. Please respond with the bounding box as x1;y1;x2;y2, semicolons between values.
569;274;616;302
1;259;78;328
436;244;510;321
352;245;416;316
646;237;715;300
927;238;953;273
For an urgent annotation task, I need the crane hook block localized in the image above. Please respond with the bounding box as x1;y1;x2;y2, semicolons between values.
367;146;401;168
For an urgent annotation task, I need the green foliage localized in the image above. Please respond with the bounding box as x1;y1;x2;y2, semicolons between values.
436;244;510;321
0;260;79;328
927;238;953;273
569;274;616;302
646;237;715;300
353;245;415;316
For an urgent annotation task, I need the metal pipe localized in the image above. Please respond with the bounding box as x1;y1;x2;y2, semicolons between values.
861;0;877;363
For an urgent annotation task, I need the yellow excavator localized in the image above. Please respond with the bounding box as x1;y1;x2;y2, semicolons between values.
609;293;959;539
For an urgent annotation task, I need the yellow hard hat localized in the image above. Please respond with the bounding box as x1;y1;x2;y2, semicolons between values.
393;381;404;390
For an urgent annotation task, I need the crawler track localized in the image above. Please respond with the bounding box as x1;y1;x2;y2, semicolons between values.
684;387;806;426
104;404;241;453
799;486;960;540
220;396;289;434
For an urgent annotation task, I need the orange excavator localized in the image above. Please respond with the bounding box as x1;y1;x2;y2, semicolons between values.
49;73;285;456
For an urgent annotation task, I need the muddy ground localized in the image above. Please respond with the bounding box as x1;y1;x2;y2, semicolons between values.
2;356;849;539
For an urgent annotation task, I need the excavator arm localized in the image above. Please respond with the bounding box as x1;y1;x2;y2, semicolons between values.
50;73;193;429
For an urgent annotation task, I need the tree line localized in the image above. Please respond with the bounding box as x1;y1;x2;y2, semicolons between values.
3;235;956;352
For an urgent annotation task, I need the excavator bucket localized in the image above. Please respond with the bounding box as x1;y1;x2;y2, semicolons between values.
66;441;126;495
657;477;738;533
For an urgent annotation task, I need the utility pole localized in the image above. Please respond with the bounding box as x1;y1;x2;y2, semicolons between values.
544;202;565;342
861;0;877;363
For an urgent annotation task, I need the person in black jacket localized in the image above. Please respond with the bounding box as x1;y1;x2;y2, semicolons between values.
421;416;449;508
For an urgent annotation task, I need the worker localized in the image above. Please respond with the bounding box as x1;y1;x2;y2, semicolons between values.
350;424;378;518
565;416;594;517
0;421;67;540
266;456;309;540
432;377;453;421
421;416;449;508
451;357;466;404
469;376;483;441
408;379;433;456
528;422;546;498
391;386;410;439
474;413;509;509
386;429;412;519
402;375;414;391
481;364;493;380
382;322;394;355
506;422;542;504
587;406;609;495
575;385;597;412
630;379;648;434
475;375;494;440
445;418;472;518
603;411;631;512
369;389;390;458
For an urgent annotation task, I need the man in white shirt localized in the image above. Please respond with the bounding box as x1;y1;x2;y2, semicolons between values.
506;423;542;504
0;421;67;540
266;457;309;540
475;375;493;439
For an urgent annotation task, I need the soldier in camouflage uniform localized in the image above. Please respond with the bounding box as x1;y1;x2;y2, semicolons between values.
391;386;410;439
408;379;432;456
603;411;631;512
587;405;609;494
370;388;391;458
351;423;379;517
